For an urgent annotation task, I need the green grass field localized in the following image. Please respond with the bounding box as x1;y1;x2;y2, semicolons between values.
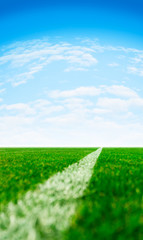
0;148;97;210
65;148;143;240
0;148;143;240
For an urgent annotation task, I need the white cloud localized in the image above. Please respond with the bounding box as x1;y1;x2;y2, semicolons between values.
60;98;93;116
49;85;139;99
0;38;143;146
129;97;143;107
97;97;129;111
101;85;138;98
9;64;44;86
92;108;111;114
131;57;143;64
64;67;88;72
0;99;64;117
0;88;5;94
9;70;38;87
97;96;143;112
128;66;143;76
0;103;36;115
1;38;143;87
32;99;51;109
108;63;119;67
2;84;141;122
65;53;97;66
0;39;98;86
49;86;102;98
0;90;143;146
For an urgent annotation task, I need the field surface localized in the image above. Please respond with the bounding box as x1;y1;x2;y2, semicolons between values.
0;148;143;240
66;148;143;240
0;148;97;209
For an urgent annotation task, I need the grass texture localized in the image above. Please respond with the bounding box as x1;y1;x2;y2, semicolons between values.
65;148;143;240
0;148;97;209
0;149;101;240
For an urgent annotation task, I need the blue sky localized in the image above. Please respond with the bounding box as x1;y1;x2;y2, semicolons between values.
0;0;143;146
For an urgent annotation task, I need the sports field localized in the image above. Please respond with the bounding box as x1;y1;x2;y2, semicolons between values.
0;148;143;240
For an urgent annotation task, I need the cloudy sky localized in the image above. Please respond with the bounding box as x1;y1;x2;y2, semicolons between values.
0;0;143;147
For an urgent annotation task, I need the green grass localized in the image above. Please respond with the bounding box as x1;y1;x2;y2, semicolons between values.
65;148;143;240
1;147;143;239
0;147;97;210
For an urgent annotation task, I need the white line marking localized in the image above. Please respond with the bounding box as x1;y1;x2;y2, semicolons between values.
0;148;102;240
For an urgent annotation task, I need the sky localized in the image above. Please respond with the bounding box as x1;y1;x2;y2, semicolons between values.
0;0;143;147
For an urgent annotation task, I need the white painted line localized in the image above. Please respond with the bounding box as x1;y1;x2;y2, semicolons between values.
0;148;102;240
